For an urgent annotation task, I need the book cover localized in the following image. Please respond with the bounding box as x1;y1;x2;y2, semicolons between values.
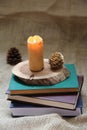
7;76;84;110
10;95;83;117
8;64;79;95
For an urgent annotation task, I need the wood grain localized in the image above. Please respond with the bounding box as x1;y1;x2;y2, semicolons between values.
12;59;70;85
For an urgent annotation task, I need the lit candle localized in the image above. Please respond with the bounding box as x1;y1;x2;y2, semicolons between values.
27;35;44;72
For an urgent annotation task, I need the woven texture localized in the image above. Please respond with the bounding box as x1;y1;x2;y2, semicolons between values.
0;0;87;130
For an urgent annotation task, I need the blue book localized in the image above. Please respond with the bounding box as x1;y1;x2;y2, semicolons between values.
8;64;79;95
10;95;83;117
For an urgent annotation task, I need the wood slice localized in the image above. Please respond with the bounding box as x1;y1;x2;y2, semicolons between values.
12;59;70;85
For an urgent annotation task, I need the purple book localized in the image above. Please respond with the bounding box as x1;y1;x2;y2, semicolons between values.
7;76;84;110
10;95;83;117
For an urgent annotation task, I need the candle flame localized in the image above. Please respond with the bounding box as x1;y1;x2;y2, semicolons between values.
27;35;43;44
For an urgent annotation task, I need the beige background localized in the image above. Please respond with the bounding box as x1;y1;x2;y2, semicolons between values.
0;0;87;130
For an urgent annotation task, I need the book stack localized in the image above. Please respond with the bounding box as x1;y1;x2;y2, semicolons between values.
7;64;84;117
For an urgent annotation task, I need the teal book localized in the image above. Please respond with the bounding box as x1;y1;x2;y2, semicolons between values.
8;64;79;95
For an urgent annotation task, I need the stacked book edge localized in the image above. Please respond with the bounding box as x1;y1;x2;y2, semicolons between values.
6;64;84;117
10;95;82;117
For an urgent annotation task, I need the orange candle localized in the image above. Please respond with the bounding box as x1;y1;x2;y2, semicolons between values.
27;35;44;72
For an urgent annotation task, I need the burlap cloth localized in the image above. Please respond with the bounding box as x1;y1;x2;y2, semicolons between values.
0;0;87;129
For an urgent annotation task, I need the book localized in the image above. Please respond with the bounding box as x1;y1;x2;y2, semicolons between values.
7;76;84;110
10;95;83;117
8;64;79;95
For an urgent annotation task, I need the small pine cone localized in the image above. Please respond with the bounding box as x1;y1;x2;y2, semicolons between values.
7;47;22;65
49;52;64;70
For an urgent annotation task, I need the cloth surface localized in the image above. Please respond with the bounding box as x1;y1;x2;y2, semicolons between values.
0;0;87;130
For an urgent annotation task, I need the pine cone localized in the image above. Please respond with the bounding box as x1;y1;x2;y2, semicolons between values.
49;52;64;70
7;47;22;65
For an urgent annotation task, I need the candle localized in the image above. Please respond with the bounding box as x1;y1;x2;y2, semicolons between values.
27;35;44;72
